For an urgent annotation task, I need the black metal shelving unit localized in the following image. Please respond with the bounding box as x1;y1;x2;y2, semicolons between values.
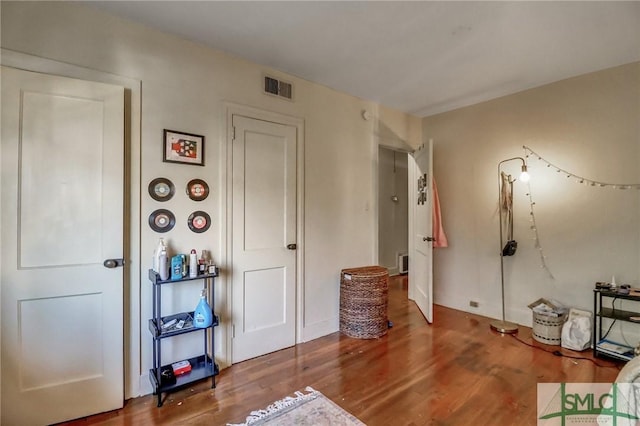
593;289;639;362
148;268;219;407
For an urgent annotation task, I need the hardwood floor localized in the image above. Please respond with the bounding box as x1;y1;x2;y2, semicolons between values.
63;275;621;425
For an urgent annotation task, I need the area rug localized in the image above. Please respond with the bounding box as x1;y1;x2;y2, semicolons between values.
227;386;366;426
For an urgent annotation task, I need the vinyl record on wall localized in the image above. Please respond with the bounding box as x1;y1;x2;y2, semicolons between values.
187;211;211;233
148;177;175;202
186;179;209;201
149;209;176;233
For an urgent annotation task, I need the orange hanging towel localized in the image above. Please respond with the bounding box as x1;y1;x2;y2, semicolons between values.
432;177;448;248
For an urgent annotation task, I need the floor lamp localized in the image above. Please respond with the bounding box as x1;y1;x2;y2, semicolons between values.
490;157;529;334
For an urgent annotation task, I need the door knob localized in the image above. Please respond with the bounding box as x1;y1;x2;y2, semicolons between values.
287;244;297;250
423;237;435;242
103;258;125;268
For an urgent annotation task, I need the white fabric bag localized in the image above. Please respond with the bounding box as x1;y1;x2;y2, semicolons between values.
561;314;592;351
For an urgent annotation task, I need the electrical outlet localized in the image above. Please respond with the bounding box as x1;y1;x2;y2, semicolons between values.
469;301;479;308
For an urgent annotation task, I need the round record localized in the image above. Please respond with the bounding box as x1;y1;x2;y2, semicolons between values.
148;178;175;202
187;211;211;233
186;179;209;201
148;209;176;233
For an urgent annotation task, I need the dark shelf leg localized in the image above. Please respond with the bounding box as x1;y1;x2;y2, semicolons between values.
593;291;597;358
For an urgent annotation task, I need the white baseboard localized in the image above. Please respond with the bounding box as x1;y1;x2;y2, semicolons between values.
138;373;153;397
387;267;400;276
301;317;338;343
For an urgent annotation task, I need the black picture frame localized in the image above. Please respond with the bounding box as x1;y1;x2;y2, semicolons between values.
163;129;205;166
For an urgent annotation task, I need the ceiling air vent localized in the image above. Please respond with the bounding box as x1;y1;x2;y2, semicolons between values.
264;75;293;101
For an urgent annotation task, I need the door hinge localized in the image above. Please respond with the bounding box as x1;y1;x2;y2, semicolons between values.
232;324;235;338
231;126;236;141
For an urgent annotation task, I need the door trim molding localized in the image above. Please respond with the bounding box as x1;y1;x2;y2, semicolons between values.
0;48;143;399
222;102;305;366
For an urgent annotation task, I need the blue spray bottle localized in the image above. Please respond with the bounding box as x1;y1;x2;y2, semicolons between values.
193;289;213;328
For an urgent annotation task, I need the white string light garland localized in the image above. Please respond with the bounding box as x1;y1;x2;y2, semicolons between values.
523;177;555;280
523;145;640;190
521;145;640;280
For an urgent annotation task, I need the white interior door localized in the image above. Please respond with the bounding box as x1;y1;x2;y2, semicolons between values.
231;115;297;363
1;66;124;425
408;139;434;322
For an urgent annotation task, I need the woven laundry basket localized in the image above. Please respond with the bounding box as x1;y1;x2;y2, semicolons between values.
532;311;567;345
340;266;389;339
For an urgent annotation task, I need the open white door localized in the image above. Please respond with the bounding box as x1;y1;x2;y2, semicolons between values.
408;139;434;322
1;67;124;425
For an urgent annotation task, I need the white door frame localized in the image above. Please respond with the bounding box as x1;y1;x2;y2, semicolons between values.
0;49;143;399
222;102;305;366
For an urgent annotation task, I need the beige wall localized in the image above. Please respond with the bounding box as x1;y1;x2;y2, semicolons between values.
424;62;640;333
377;104;422;152
0;1;420;397
7;0;635;403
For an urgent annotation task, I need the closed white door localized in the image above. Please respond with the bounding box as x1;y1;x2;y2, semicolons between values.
231;115;297;363
408;139;434;322
1;67;125;425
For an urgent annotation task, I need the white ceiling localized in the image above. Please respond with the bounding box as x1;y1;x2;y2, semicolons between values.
89;1;640;117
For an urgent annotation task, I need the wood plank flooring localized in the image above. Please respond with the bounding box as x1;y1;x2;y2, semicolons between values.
62;275;621;425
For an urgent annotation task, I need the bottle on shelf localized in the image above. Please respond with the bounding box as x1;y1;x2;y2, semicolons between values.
180;254;188;277
153;238;166;273
199;250;209;275
158;245;169;281
610;275;617;290
189;249;198;278
171;255;184;281
193;289;213;328
207;254;217;275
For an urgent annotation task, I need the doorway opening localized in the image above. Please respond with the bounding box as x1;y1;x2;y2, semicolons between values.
377;139;434;323
377;146;409;276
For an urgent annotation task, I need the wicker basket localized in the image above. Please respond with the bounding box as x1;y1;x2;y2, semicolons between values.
340;266;389;339
532;311;567;345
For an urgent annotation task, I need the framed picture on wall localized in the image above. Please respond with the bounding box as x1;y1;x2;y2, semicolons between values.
163;129;205;166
